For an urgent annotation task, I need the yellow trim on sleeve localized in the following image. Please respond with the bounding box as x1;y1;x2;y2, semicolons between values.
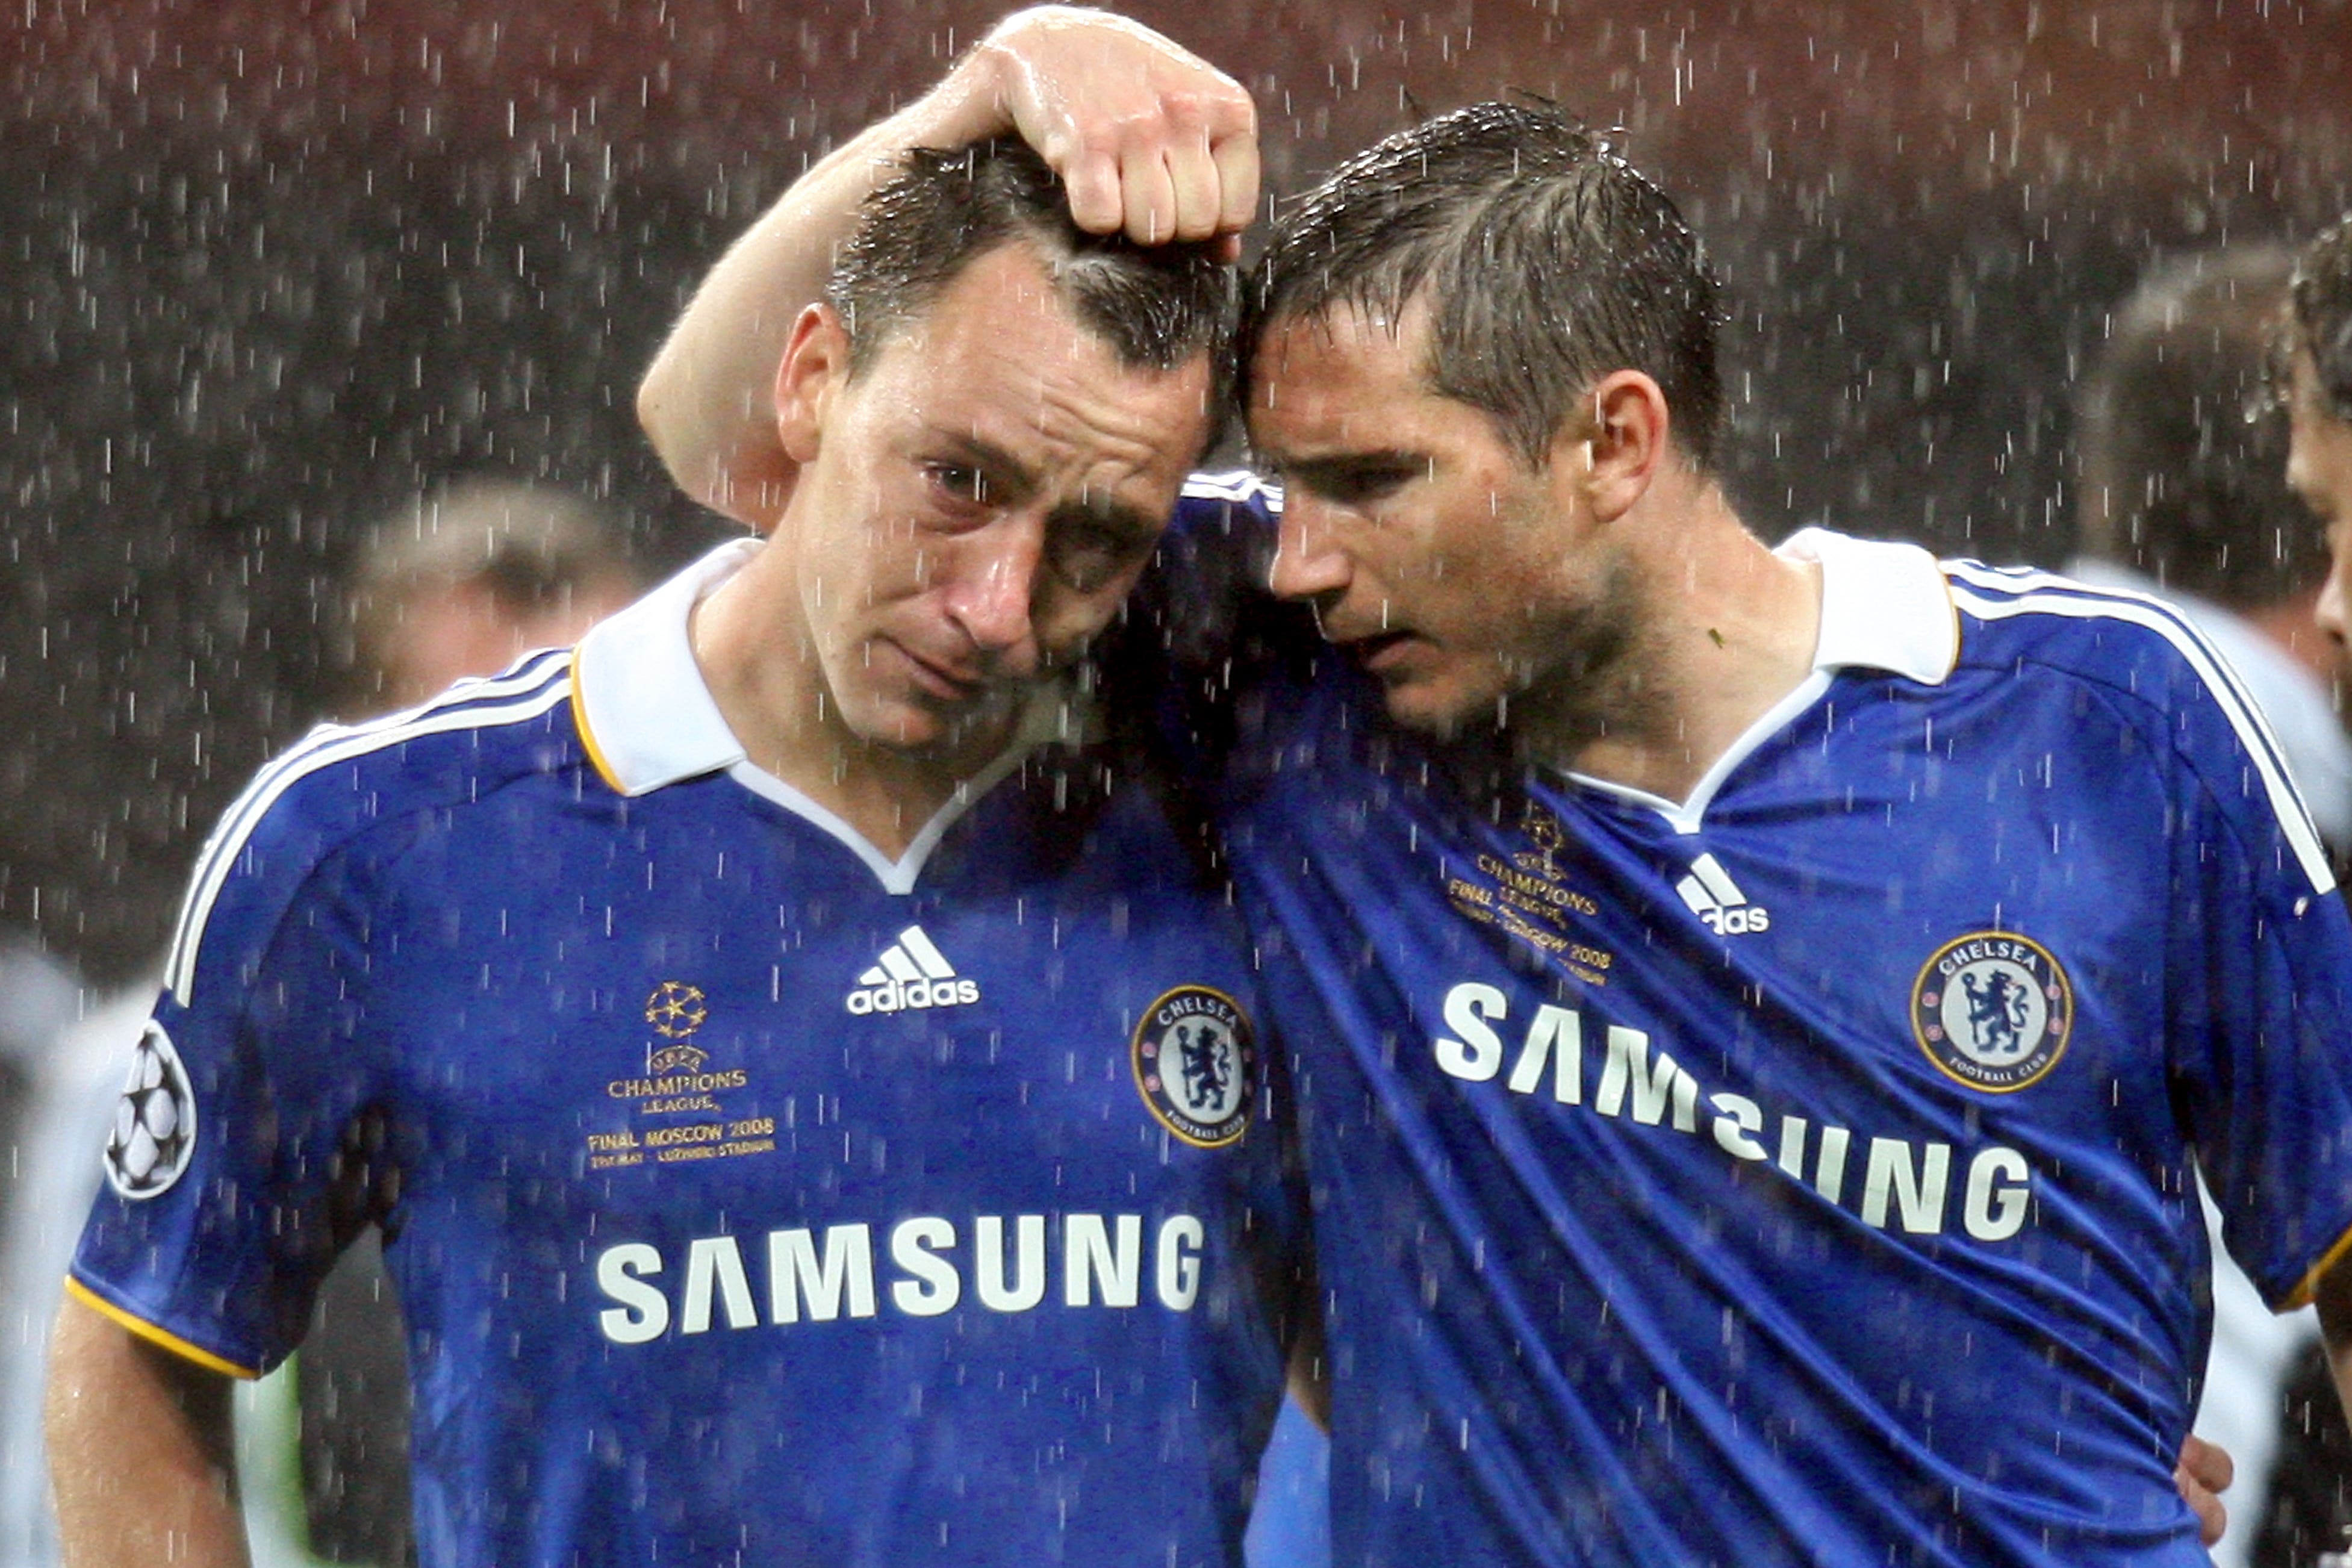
2282;1216;2352;1311
63;1276;260;1381
568;659;626;795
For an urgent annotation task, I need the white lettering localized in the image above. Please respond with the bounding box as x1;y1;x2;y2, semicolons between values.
1065;1214;1142;1307
1964;1146;2033;1240
768;1225;877;1323
1435;982;1508;1081
1594;1026;1696;1130
1709;1093;1768;1161
1155;1215;1204;1310
1776;1116;1808;1178
889;1217;960;1316
976;1214;1047;1311
1814;1125;1852;1204
596;1243;668;1345
1862;1138;1951;1234
681;1236;758;1334
1507;1005;1582;1103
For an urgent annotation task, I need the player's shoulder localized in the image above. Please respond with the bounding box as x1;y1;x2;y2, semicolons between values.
1943;558;2331;878
242;646;583;828
1942;558;2253;708
160;648;586;1005
1181;468;1281;506
1175;468;1281;526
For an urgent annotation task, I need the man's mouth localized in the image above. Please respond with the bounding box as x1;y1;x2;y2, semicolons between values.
891;640;987;702
1343;630;1415;674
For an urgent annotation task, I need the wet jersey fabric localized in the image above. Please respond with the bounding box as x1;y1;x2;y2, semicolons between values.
69;540;1304;1568
1156;481;2352;1568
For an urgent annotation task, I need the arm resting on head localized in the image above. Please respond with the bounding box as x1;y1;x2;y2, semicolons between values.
46;1290;249;1568
636;4;1257;527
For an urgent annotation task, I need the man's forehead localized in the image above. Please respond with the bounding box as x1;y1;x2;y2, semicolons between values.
1254;294;1427;362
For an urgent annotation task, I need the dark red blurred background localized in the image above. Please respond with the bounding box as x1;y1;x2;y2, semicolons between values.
5;0;2349;983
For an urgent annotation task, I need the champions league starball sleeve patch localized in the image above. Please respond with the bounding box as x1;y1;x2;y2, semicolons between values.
1131;986;1257;1148
105;1019;199;1199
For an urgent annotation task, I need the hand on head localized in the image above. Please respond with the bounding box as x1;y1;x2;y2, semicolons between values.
968;7;1258;257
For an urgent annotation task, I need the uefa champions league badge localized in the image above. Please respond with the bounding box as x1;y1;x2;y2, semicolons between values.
105;1019;198;1200
1911;932;2074;1092
1132;986;1257;1148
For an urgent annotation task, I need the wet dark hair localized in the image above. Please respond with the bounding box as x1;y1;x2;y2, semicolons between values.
2076;246;2324;609
826;137;1238;438
1246;100;1725;471
2292;217;2352;422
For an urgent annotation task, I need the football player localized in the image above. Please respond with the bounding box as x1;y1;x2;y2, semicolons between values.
46;16;1308;1566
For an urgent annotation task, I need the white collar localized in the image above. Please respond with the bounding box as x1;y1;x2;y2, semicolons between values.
569;538;1078;892
572;539;758;795
1776;526;1961;685
1555;528;1959;832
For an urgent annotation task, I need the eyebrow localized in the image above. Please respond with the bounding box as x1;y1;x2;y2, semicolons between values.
1264;448;1426;484
937;432;1165;543
1046;494;1162;546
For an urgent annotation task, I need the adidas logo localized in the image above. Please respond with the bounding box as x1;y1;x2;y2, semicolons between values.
844;926;981;1016
1675;853;1770;936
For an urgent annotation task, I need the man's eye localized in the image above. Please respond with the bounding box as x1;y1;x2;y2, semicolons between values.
927;464;989;505
1050;526;1147;593
1299;464;1416;507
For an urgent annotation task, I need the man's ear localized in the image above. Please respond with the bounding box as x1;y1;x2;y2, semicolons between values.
774;303;850;465
1550;370;1669;523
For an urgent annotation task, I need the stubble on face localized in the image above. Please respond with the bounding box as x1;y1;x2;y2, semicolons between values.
1249;302;1658;761
698;245;1209;847
794;249;1206;758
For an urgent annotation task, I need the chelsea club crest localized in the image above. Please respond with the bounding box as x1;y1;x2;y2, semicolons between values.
1133;986;1257;1148
1911;932;2074;1092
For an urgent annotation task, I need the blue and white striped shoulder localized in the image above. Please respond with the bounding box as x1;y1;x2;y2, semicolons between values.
1181;469;1283;510
161;648;579;1007
1943;560;2333;897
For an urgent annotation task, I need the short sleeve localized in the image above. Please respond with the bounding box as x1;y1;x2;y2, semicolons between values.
2167;664;2352;1310
67;776;387;1377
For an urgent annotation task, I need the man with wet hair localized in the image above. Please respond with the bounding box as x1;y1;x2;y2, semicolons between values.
644;17;2307;1567
47;19;1308;1567
1228;97;2352;1568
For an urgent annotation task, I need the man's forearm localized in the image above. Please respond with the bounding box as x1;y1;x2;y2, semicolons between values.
635;47;1015;524
46;1292;249;1568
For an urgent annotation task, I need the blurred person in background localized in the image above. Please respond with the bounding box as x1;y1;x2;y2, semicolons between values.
8;480;636;1568
2068;245;2345;1568
341;481;644;715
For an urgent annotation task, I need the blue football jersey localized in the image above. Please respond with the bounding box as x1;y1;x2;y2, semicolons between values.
1156;486;2352;1568
70;541;1307;1568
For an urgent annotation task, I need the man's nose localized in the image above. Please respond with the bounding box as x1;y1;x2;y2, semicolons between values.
2318;557;2350;653
1267;497;1352;602
942;514;1045;670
